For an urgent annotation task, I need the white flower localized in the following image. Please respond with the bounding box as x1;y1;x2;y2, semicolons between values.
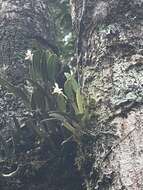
52;83;63;95
25;49;33;61
52;83;67;99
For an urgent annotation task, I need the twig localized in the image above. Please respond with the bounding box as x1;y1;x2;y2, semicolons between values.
1;164;22;178
101;127;136;164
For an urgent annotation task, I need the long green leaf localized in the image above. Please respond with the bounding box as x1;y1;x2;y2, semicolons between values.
71;76;79;93
41;51;48;81
47;53;58;82
76;89;84;114
56;94;67;112
27;78;51;110
64;78;75;100
31;49;42;80
49;112;76;134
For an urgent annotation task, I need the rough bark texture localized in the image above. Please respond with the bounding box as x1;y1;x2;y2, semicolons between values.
0;1;84;190
0;0;56;83
0;0;57;150
70;0;143;189
0;0;83;190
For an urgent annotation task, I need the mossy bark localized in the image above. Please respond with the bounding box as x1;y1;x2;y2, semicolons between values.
70;0;143;189
0;0;57;83
0;1;84;190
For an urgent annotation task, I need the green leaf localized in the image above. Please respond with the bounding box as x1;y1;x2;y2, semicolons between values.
56;94;67;112
41;51;48;81
27;78;51;110
76;89;84;114
64;78;75;101
71;102;79;114
64;76;81;114
71;76;79;93
80;110;90;128
47;53;58;82
31;92;37;110
31;49;42;80
49;112;76;134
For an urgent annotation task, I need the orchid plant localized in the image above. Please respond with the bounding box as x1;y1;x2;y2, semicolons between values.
0;47;90;144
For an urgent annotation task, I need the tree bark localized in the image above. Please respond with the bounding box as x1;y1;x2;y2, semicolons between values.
0;0;57;143
0;0;56;169
0;2;84;190
0;0;56;83
70;0;143;189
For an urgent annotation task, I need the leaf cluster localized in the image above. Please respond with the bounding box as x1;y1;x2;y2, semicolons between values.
0;49;91;152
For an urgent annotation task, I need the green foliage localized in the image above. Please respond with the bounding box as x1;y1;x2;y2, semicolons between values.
0;1;86;185
0;49;90;143
56;94;67;112
31;49;59;83
49;0;75;61
64;73;85;115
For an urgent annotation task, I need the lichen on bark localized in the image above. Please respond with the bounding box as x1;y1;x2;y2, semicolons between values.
70;0;143;189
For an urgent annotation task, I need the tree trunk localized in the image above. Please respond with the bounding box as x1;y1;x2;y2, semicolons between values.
0;2;84;190
0;0;57;143
0;0;56;83
70;0;143;189
0;0;56;177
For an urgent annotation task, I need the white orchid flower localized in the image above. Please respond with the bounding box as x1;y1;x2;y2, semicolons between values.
25;49;33;61
52;83;67;98
52;83;63;95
